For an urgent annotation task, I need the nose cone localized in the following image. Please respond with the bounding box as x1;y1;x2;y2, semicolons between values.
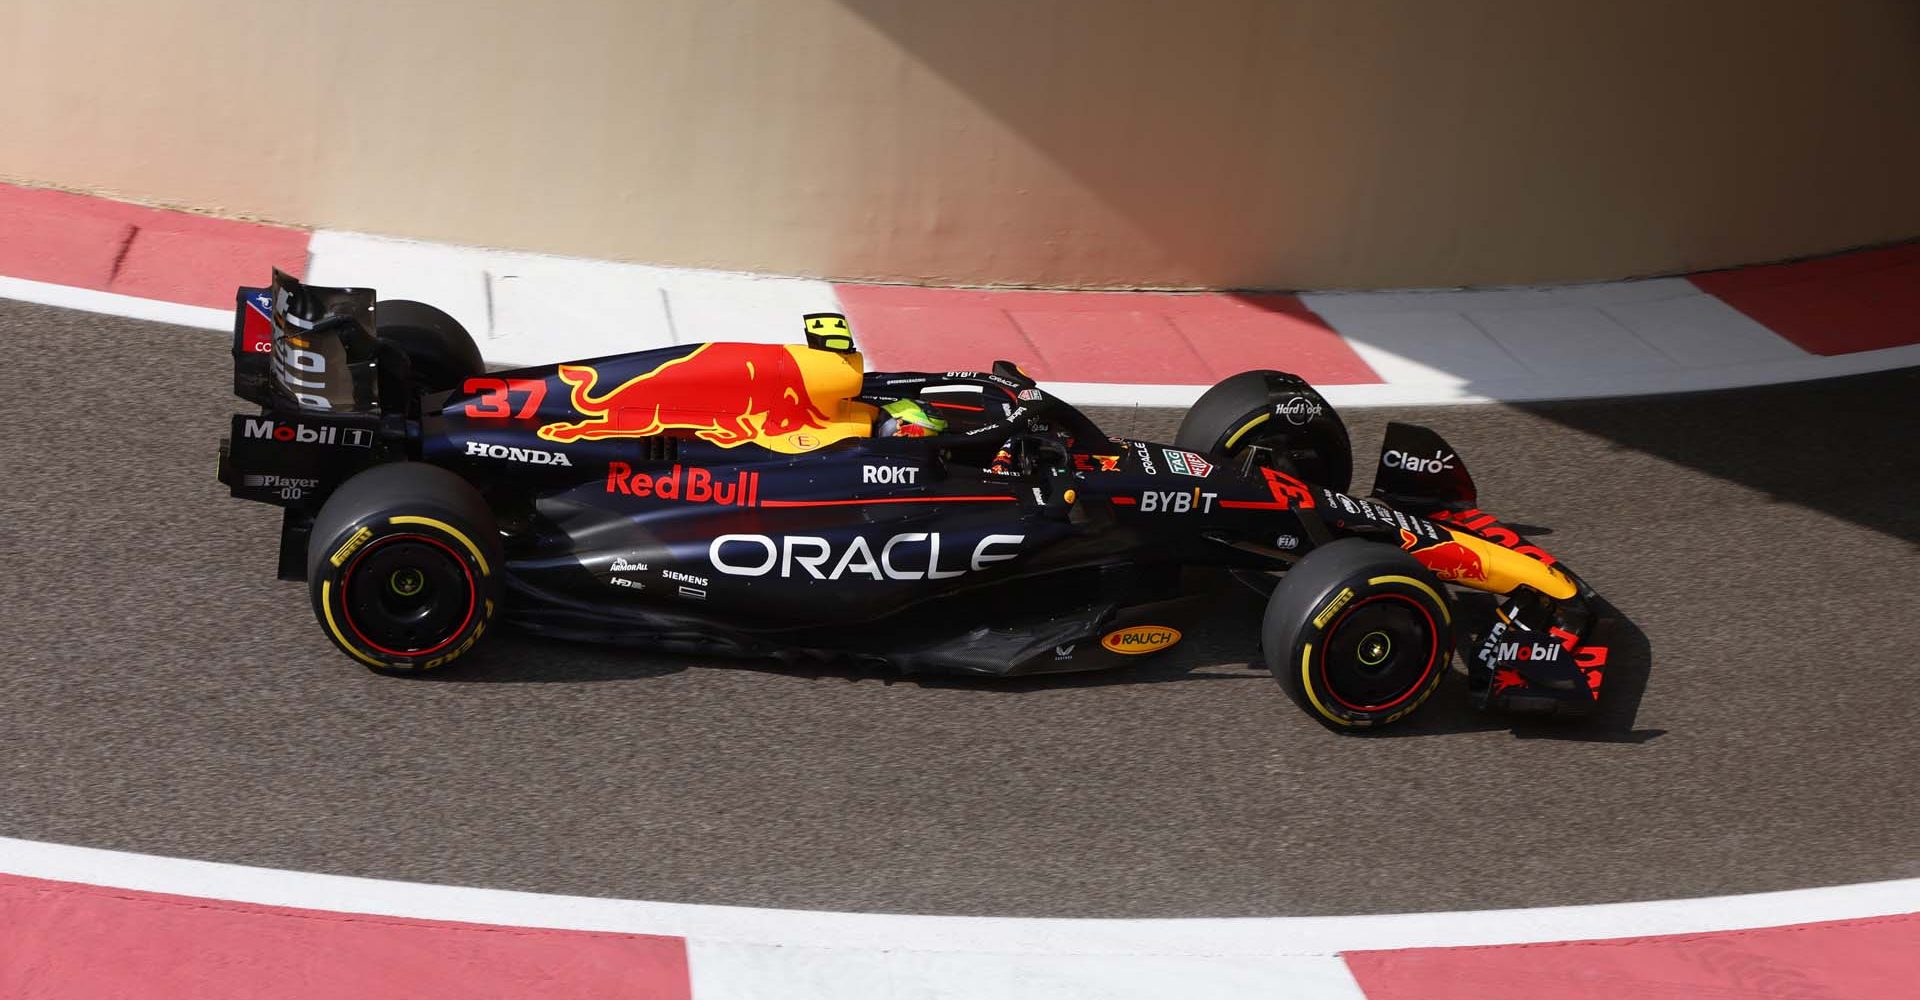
1433;529;1576;599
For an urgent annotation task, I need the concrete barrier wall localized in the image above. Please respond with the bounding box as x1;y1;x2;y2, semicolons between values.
3;0;1916;290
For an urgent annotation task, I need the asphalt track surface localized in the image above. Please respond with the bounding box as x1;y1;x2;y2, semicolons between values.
1;297;1915;918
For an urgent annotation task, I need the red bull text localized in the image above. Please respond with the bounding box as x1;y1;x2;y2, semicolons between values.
606;462;760;507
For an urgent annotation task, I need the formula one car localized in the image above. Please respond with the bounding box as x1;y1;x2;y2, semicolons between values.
218;271;1611;730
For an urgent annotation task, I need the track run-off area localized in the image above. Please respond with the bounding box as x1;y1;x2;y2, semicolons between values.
0;296;1915;919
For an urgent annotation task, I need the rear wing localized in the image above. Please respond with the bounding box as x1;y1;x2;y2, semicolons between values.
234;270;383;410
219;276;392;525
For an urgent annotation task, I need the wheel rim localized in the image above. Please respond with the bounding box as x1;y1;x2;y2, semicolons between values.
1320;594;1439;712
340;533;476;657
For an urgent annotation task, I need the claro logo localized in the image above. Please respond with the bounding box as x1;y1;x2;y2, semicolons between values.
710;533;1022;580
1383;449;1456;474
1101;625;1181;655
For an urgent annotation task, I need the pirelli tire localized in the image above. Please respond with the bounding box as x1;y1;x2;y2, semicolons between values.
306;462;503;674
1174;370;1352;494
374;299;484;394
1263;538;1453;731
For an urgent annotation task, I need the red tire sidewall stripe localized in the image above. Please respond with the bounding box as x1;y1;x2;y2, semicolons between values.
340;532;477;659
1319;592;1439;713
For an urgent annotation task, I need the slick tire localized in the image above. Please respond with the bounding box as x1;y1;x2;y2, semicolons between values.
1263;538;1452;731
307;462;503;674
1174;370;1351;493
375;299;485;393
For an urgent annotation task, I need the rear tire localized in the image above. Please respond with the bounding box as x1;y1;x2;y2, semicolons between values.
1174;370;1351;493
306;463;502;673
1263;538;1452;730
375;300;484;393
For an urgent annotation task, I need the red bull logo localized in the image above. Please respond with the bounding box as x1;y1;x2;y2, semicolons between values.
1399;528;1488;582
538;344;836;451
1073;454;1122;473
1489;667;1527;696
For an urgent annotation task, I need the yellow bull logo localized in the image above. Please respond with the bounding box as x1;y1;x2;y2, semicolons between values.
536;343;869;454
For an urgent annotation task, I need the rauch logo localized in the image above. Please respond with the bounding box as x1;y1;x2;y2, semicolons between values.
1101;625;1181;655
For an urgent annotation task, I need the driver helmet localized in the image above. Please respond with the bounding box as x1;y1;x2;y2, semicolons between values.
878;399;948;438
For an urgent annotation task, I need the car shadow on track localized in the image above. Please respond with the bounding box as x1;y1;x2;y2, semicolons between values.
420;635;694;684
764;586;1661;743
425;587;1659;744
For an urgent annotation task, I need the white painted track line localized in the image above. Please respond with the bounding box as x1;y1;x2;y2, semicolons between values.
5;835;1918;998
0;275;230;331
4;835;1917;956
1049;341;1920;408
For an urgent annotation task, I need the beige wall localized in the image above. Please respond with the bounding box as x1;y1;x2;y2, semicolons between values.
3;0;1917;290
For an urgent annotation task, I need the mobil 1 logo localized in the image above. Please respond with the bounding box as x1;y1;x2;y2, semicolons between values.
239;417;373;449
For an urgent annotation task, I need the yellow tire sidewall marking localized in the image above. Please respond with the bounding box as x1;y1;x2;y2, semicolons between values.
1298;640;1353;726
1223;412;1272;451
319;580;387;668
388;515;490;576
1367;574;1450;626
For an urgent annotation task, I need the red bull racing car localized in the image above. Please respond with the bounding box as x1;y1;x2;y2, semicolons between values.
217;271;1611;730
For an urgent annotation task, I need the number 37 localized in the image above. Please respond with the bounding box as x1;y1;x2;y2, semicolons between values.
461;377;547;419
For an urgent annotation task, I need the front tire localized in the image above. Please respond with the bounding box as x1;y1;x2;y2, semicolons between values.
1263;538;1453;730
307;463;502;673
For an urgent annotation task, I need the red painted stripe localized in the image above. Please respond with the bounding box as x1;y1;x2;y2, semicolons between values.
758;495;1016;508
1690;241;1920;356
0;182;308;309
1343;913;1920;1000
1109;496;1137;506
836;284;1382;386
0;872;691;1000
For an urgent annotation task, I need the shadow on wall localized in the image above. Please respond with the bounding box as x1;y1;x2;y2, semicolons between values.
831;0;1920;289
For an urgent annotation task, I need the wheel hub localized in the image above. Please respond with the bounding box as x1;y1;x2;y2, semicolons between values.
340;534;475;657
1321;595;1439;712
1356;630;1393;668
